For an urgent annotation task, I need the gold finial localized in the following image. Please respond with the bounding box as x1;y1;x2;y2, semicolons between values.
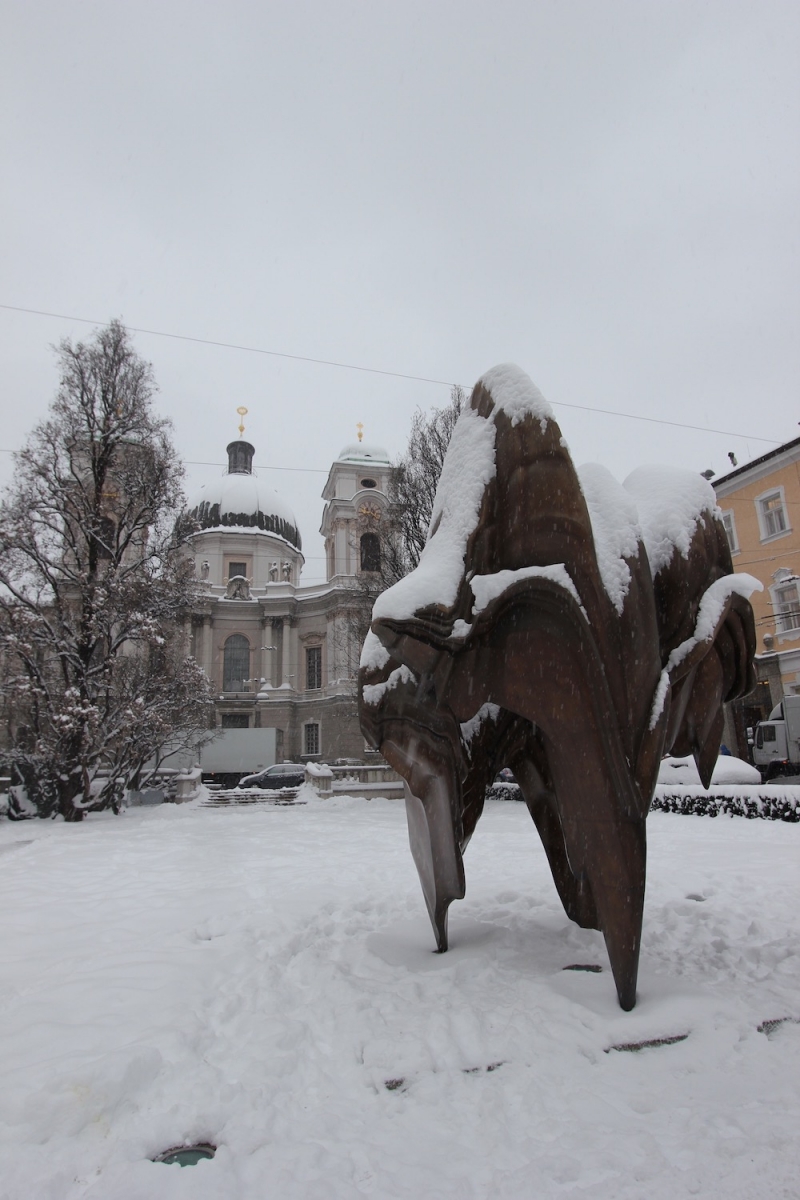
356;421;364;443
236;406;248;437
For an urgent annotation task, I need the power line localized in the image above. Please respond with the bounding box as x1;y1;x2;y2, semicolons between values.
0;448;330;473
0;301;782;446
0;303;454;387
183;459;328;475
733;550;800;569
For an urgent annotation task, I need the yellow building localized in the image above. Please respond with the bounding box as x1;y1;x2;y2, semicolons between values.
713;436;800;727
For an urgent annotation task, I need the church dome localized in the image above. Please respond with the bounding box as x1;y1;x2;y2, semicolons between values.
337;442;390;464
188;438;302;550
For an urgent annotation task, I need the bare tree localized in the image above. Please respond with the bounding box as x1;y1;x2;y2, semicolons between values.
0;321;213;820
388;384;465;574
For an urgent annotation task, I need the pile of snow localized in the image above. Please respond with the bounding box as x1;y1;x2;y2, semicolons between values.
658;755;762;786
1;798;798;1199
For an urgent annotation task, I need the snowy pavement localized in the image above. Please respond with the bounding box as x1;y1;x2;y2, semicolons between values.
0;795;798;1199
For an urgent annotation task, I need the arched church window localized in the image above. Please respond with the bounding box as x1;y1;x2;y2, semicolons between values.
360;532;381;573
223;634;250;691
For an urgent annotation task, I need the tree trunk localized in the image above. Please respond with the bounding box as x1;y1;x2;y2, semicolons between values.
60;800;86;822
57;775;87;822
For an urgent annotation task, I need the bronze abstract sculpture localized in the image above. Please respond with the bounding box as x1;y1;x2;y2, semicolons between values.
359;365;759;1010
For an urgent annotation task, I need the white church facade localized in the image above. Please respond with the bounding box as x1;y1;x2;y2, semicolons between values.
185;430;391;763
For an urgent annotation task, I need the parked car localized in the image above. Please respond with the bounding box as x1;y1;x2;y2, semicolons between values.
237;763;305;790
656;755;761;786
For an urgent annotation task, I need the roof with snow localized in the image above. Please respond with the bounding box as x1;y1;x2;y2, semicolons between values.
711;434;800;491
337;442;390;465
187;439;302;549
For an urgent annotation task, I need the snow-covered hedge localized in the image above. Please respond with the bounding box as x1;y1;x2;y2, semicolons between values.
487;783;522;803
486;781;800;821
652;786;800;822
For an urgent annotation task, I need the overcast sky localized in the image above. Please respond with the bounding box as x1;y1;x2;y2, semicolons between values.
2;0;798;583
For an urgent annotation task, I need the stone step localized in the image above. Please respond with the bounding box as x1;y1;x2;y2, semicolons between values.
200;787;303;808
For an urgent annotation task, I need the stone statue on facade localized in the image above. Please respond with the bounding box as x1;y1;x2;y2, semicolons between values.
359;364;759;1010
225;575;250;601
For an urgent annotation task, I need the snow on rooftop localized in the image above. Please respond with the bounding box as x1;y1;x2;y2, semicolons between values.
623;466;718;576
188;472;302;548
337;442;391;464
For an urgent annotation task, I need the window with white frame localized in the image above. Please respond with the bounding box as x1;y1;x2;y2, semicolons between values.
720;510;739;554
774;579;800;633
304;722;320;756
756;488;789;541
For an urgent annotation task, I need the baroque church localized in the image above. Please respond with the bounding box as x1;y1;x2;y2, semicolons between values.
185;421;391;763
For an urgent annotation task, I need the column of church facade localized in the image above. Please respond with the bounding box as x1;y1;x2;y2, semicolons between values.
200;615;214;682
290;618;299;691
326;615;336;691
334;522;349;576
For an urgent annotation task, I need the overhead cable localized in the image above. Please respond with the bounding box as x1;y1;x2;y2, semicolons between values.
0;302;782;446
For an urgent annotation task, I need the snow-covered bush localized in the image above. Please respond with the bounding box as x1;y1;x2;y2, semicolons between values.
485;779;800;821
652;788;800;821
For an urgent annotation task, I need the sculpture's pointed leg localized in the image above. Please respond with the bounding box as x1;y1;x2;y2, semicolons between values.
513;755;600;929
580;814;646;1011
532;699;648;1009
378;735;466;953
694;707;724;789
404;778;465;952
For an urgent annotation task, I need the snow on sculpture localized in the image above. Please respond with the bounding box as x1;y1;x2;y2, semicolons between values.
359;364;760;1010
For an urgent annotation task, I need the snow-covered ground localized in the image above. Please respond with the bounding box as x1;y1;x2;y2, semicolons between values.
1;794;798;1200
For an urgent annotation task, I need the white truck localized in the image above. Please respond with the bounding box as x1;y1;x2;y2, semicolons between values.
199;727;278;787
753;695;800;781
154;728;279;788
